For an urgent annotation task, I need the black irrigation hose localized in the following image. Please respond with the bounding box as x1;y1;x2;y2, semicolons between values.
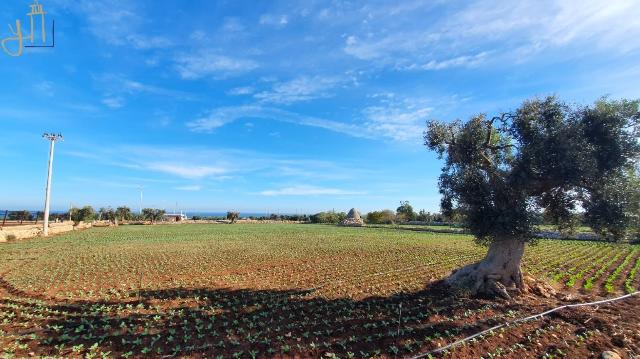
407;290;640;358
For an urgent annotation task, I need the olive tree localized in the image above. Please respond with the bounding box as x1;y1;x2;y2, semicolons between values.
425;96;639;298
142;208;166;224
98;207;117;224
70;206;96;225
10;210;33;224
226;211;240;224
396;201;417;222
115;206;132;222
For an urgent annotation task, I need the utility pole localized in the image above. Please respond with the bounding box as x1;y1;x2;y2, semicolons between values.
42;133;63;236
138;186;144;214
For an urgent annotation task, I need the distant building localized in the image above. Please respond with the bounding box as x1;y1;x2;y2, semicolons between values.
164;212;187;222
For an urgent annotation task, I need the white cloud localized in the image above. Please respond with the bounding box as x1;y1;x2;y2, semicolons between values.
186;105;372;139
344;32;439;61
450;0;640;52
259;14;289;27
64;144;366;185
81;1;137;45
54;0;172;50
34;81;54;96
222;18;245;32
125;34;173;50
260;185;365;196
342;0;640;68
149;112;171;128
95;74;196;101
186;103;432;143
362;98;432;142
102;97;124;108
120;79;192;99
189;31;207;41
403;52;490;71
146;163;227;179
175;52;259;79
174;185;202;191
254;76;344;104
145;57;160;66
227;86;255;95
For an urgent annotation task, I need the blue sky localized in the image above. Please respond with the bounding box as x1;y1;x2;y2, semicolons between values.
1;0;639;214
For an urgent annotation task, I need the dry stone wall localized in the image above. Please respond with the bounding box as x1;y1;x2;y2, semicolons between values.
0;222;93;242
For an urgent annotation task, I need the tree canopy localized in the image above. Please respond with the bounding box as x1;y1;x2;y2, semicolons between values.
226;211;240;224
9;210;32;224
425;96;639;298
425;96;640;244
365;210;396;224
142;208;166;223
69;206;96;225
396;201;417;222
115;206;133;222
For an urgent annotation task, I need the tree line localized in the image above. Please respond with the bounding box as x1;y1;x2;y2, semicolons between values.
3;206;169;225
309;201;450;225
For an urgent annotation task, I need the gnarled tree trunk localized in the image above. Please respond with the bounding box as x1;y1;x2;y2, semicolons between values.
445;239;525;299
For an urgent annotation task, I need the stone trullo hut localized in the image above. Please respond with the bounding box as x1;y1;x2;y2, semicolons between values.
339;208;364;227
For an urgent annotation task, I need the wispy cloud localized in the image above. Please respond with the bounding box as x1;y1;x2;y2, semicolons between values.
228;86;255;95
254;76;345;104
450;0;640;53
222;18;246;33
121;79;194;99
259;14;289;27
64;146;233;180
174;185;203;191
146;163;226;179
69;177;141;189
102;97;124;109
342;0;640;69
33;81;55;96
260;185;365;196
187;105;371;138
93;74;197;109
401;52;490;71
53;0;172;50
186;102;434;143
64;144;365;183
363;95;435;141
125;34;173;50
175;52;259;79
362;99;432;142
343;32;438;62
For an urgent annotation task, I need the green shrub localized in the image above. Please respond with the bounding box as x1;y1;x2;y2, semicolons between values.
365;210;396;224
310;211;346;224
396;201;416;222
70;206;96;225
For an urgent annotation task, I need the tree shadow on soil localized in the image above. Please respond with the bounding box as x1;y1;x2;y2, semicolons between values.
1;281;527;358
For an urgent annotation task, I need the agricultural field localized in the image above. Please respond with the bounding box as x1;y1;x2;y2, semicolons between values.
0;224;639;358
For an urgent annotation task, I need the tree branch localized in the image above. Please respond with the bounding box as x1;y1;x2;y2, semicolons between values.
487;144;515;151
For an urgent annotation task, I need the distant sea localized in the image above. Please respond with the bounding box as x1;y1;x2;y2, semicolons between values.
185;212;310;218
8;211;310;218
